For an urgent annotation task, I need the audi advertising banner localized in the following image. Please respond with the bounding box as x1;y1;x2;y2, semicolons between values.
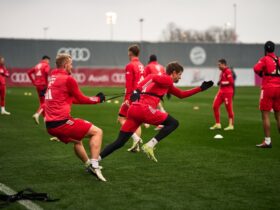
6;67;260;87
6;68;126;87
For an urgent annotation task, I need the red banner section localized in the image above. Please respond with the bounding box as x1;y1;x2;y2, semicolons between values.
6;68;125;87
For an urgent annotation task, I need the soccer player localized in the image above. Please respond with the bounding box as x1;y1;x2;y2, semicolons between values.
0;56;11;115
100;61;213;162
119;45;145;152
254;41;280;148
144;54;165;77
27;56;50;124
210;59;235;131
144;54;166;129
44;54;107;181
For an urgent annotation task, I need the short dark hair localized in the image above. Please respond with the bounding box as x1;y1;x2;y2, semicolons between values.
42;55;50;60
149;54;157;63
264;41;275;53
166;61;184;75
128;45;140;56
218;59;227;65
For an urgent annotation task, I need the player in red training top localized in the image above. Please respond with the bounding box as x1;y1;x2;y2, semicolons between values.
28;55;50;124
144;54;165;77
143;54;166;130
210;59;235;131
0;56;11;115
100;62;213;162
44;54;107;181
254;41;280;148
119;45;145;153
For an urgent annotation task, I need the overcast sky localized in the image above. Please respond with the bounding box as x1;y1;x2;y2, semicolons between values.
0;0;279;43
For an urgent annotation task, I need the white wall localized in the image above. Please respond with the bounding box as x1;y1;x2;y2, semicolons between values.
177;68;255;86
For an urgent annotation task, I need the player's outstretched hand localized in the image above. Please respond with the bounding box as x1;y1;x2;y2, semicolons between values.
130;89;141;102
200;80;214;91
96;92;105;103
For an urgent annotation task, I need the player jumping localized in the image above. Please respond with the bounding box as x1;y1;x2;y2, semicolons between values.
100;61;213;162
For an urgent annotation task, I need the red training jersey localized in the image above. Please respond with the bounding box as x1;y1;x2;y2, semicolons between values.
0;65;9;85
45;69;100;122
124;57;145;100
218;67;234;93
27;60;50;86
136;74;202;109
254;52;280;89
144;61;165;77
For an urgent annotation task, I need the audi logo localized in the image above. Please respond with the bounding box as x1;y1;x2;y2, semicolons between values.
111;73;125;83
57;47;91;61
11;73;31;83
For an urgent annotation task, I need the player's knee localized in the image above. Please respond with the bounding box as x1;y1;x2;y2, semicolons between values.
95;127;103;136
88;125;103;137
173;118;179;129
167;117;179;131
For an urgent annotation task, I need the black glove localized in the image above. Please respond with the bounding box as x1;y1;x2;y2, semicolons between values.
130;89;141;102
217;81;221;86
96;92;105;103
200;81;214;91
39;88;47;97
166;93;172;100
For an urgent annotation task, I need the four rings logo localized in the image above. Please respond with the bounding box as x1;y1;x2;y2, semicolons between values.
11;73;31;83
57;47;91;62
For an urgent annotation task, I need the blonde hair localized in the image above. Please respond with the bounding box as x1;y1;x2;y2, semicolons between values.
56;53;72;68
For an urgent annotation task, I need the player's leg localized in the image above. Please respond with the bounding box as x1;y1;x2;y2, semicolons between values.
127;126;142;152
85;124;106;181
260;111;271;140
142;115;179;162
32;86;46;124
73;140;89;163
86;125;103;161
118;103;142;152
0;85;10;115
224;93;234;130
210;92;223;129
119;115;141;152
100;118;140;159
257;89;272;148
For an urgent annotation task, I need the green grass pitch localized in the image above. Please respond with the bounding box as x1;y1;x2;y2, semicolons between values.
0;86;279;210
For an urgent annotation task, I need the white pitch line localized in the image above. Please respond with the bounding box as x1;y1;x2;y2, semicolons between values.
0;183;43;210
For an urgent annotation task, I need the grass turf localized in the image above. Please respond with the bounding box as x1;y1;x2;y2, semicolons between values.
0;86;279;210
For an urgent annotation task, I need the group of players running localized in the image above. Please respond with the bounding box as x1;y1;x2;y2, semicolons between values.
1;41;279;182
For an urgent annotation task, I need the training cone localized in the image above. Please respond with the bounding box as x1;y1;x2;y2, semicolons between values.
193;106;200;110
214;134;223;139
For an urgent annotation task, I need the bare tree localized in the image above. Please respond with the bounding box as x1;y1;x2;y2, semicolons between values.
161;22;237;43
